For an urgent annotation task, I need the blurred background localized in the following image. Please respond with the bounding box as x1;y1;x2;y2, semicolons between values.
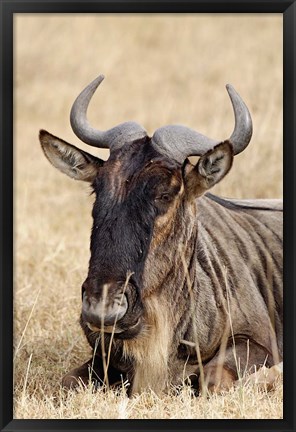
15;14;283;198
14;14;283;418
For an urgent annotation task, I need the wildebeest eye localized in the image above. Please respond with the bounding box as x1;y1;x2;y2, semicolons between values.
160;193;171;202
155;193;173;203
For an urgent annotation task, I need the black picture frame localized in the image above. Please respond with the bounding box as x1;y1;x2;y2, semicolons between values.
1;1;295;431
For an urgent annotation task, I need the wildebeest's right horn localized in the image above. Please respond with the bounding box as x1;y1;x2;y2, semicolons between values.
70;75;147;150
151;84;253;163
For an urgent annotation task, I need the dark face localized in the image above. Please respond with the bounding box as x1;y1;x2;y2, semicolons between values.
81;137;183;338
40;130;233;341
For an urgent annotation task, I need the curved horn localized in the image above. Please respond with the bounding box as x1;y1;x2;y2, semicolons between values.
226;84;253;154
70;75;147;150
151;84;253;163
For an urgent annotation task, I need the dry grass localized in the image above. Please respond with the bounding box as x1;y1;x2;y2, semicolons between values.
14;379;283;419
14;14;283;419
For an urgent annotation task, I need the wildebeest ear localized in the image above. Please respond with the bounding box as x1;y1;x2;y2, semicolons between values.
184;141;234;199
39;130;104;182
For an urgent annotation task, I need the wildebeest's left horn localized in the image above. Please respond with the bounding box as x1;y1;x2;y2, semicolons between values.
151;84;252;163
70;75;147;150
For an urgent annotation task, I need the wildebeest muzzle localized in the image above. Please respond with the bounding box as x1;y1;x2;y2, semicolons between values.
81;279;142;335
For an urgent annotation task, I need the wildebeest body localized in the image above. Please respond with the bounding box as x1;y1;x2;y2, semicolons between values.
79;179;282;394
39;75;282;394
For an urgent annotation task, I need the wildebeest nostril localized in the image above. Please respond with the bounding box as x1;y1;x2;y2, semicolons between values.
81;285;86;301
82;292;91;310
82;292;128;327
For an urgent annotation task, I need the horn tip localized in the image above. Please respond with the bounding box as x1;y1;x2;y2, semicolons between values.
93;74;105;86
86;74;105;91
226;83;234;93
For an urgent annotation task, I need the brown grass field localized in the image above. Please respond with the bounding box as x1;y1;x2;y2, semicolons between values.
14;14;283;419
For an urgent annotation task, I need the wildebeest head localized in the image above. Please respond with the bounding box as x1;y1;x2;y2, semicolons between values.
39;75;252;339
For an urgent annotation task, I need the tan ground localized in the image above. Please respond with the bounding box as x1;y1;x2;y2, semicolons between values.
14;14;283;419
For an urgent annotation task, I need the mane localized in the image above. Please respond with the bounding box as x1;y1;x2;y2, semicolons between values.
205;192;283;212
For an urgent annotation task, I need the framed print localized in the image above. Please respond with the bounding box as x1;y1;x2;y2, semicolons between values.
1;1;295;431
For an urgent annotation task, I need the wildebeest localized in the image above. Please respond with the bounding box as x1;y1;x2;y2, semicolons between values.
40;75;282;395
